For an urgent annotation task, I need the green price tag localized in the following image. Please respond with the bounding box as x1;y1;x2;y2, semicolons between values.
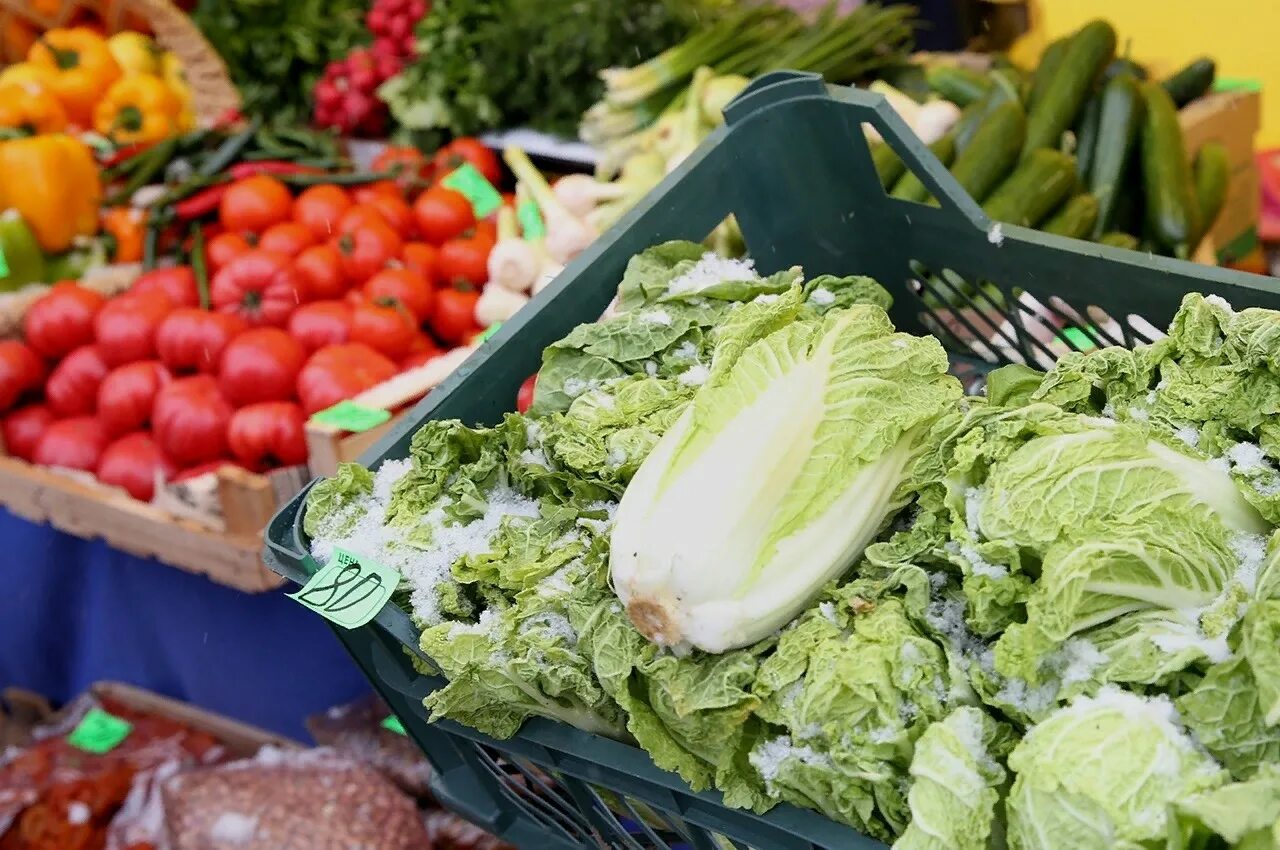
517;199;546;240
0;246;9;278
289;548;400;629
381;715;407;736
441;163;503;218
477;322;502;343
1060;326;1098;351
1213;77;1262;94
310;400;391;433
68;708;133;754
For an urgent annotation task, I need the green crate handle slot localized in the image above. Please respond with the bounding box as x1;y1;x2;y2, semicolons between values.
264;72;1280;850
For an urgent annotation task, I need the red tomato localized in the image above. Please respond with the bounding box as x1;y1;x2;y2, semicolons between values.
363;268;434;321
155;309;246;374
437;234;492;285
287;300;352;353
293;184;352;241
152;375;233;466
218;327;305;406
96;432;177;501
432;138;503;186
516;373;537;414
412;187;475;245
370;145;429;192
219;174;293;234
94;290;173;366
97;360;171;437
296;343;396;415
22;283;106;359
2;403;54;461
332;224;402;285
131;267;199;308
292;244;347;301
173;459;248;481
400;342;442;370
362;193;415;238
258;221;316;258
45;344;109;417
431;284;482;346
205;232;252;273
210;250;304;327
33;417;109;471
344;289;365;308
350;301;418;360
227;401;308;468
337;204;392;235
401;242;438;285
351;180;404;204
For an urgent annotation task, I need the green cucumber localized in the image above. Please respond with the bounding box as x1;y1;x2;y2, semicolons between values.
889;133;957;203
1099;231;1140;250
1073;91;1104;177
1162;58;1216;107
946;100;1026;204
983;148;1079;227
872;142;906;189
1028;37;1070;111
926;66;992;106
952;73;1023;153
1042;193;1100;238
1140;81;1200;257
1087;72;1145;238
1023;20;1117;158
1193;140;1230;243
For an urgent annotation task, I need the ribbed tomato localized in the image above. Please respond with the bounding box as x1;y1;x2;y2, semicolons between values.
217;327;305;406
227;401;308;468
97;361;171;437
2;403;54;461
210;250;303;327
0;340;45;413
155;309;247;374
33;417;109;472
287;300;352;353
45;344;109;417
292;244;347;301
130;267;199;308
22;283;106;359
152;375;233;466
96;432;177;501
94;290;173;366
205;232;252;273
296;343;396;415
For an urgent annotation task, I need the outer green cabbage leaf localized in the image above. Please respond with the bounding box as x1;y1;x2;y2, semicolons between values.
892;707;1014;850
1179;655;1280;780
1168;764;1280;850
612;305;961;653
1005;688;1228;850
303;462;374;539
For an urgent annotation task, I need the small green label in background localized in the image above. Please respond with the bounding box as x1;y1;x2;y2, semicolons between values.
0;246;9;278
1060;326;1098;351
1213;77;1262;94
442;163;503;218
477;322;502;343
310;400;391;433
381;715;407;736
289;548;401;629
68;708;133;754
517;199;546;240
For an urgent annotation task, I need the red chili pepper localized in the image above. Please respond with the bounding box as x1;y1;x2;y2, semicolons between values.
215;107;245;129
173;184;230;221
103;142;151;169
227;161;324;180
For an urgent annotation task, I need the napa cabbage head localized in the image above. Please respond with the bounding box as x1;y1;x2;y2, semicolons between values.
611;302;961;653
1005;688;1228;850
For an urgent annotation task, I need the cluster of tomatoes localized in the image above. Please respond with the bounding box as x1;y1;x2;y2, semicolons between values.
0;140;505;503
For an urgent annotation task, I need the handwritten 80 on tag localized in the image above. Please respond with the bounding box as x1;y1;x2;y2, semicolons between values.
289;548;401;628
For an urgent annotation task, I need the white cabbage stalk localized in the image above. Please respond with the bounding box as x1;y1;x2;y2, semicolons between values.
610;306;960;654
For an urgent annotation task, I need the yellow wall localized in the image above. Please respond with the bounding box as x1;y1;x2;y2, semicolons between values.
1010;0;1277;146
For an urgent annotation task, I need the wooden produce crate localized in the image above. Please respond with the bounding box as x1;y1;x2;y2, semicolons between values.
1181;90;1263;262
306;343;479;477
0;454;303;592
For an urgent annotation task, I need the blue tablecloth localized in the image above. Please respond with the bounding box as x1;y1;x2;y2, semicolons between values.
0;508;372;741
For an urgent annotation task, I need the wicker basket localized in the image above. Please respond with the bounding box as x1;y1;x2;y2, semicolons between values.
0;0;239;127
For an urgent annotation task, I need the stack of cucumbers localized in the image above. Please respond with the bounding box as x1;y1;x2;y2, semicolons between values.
888;20;1228;261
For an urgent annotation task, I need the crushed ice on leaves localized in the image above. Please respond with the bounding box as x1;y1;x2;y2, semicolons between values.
667;253;759;296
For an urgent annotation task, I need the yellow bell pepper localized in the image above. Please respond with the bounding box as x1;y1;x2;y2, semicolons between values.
0;134;102;253
27;28;122;129
0;62;56;90
107;31;161;77
160;52;195;132
0;82;68;134
94;75;182;144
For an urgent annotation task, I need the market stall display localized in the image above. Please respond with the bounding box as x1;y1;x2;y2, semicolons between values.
266;77;1280;850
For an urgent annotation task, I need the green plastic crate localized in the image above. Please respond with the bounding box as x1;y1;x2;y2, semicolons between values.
264;72;1280;849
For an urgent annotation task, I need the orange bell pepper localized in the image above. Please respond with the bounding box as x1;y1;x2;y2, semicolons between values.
0;134;102;252
27;28;121;128
102;206;145;263
94;75;181;144
0;82;68;135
